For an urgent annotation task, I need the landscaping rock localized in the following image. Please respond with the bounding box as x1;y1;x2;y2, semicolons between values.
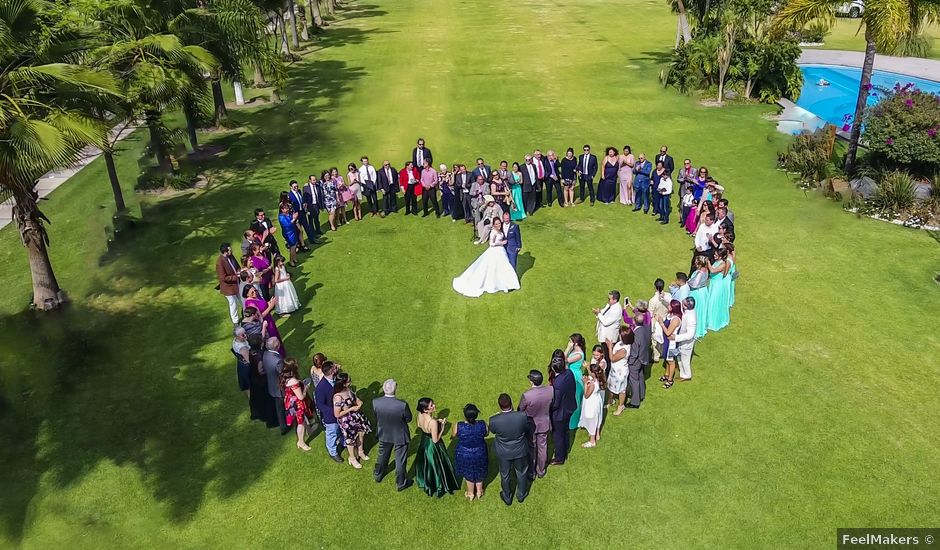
913;181;932;201
850;176;877;199
724;90;738;100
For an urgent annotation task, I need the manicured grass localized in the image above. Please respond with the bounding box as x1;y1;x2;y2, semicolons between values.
1;0;939;548
808;17;940;60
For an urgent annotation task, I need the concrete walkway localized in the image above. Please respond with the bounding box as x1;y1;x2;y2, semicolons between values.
798;49;940;82
0;122;139;230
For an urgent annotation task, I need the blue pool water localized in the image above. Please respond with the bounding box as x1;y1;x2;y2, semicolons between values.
796;64;940;129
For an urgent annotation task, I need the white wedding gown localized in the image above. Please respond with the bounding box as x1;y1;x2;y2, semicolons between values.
452;230;521;297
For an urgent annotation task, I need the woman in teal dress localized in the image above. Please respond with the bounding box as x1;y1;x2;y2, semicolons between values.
726;243;737;308
509;162;526;221
705;249;732;333
688;256;710;339
414;397;459;498
565;334;587;430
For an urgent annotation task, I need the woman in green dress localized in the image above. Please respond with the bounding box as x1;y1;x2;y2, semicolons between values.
726;242;737;308
509;162;526;221
414;397;459;498
565;334;587;430
705;249;731;333
688;255;710;339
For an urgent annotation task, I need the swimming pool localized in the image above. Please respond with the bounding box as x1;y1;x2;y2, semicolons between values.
796;64;940;129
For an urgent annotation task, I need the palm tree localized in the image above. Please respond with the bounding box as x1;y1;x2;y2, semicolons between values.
669;0;693;47
775;0;940;175
0;0;120;310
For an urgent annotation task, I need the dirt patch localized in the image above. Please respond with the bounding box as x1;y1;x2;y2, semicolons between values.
187;144;230;163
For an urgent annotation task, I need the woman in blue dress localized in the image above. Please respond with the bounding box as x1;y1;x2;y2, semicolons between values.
565;333;587;430
705;248;732;333
509;162;526;221
688;255;710;338
452;403;488;501
597;147;620;204
277;203;300;267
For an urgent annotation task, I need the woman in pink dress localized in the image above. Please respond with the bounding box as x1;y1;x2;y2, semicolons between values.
330;167;348;226
243;284;285;355
618;145;635;205
684;198;700;234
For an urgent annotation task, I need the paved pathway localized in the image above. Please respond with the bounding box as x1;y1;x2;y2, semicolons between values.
798;49;940;82
0;123;139;230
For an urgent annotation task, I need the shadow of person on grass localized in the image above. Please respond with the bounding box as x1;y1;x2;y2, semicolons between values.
517;252;535;281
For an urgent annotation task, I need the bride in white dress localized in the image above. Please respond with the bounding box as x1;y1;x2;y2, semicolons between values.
452;217;520;298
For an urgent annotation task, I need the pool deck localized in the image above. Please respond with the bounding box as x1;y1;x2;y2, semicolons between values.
799;49;940;82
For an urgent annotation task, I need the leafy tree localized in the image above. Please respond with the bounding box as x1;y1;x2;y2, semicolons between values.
0;0;120;309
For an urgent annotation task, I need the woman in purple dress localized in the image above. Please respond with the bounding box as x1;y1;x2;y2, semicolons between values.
597;146;620;204
452;403;488;501
242;285;285;355
245;243;274;300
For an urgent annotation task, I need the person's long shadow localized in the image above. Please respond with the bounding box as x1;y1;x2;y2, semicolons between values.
517;252;536;280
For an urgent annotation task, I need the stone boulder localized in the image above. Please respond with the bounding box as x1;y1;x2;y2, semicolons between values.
849;176;877;199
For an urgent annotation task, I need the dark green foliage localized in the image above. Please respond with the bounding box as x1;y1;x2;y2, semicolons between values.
864;84;940;175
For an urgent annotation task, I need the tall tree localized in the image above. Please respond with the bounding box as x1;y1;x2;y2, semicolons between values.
0;0;120;310
669;0;693;47
775;0;940;175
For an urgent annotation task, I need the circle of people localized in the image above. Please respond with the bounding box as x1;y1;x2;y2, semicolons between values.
214;137;739;505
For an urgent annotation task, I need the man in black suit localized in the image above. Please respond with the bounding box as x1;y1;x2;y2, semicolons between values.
549;356;577;465
488;393;532;506
373;379;414;491
521;154;538;215
532;150;548;210
261;337;288;434
627;315;652;408
250;209;280;256
544;149;564;207
411;137;432;170
470;157;491;183
577;144;598;206
377;160;399;215
656;145;675;174
287;180;314;245
302;174;323;236
452;164;471;222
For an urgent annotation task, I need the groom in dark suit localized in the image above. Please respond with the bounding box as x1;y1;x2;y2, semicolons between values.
373;379;414;491
501;212;522;271
489;393;532;505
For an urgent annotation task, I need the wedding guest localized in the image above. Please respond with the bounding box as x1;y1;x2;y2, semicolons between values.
216;243;244;325
244;243;274;300
414;397;459;497
315;361;344;463
273;256;300;315
281;358;312;451
673;296;698;382
247;333;277;427
597;146;619;204
419;159;441;217
670;272;690;303
589;343;610;381
561;147;578;207
684;198;700;235
718;198;735;224
262;337;288;434
649;279;672;362
243;284;284;354
452;403;488;501
623;298;652;329
726;242;737;307
303;174;323;235
490;172;510;213
549;353;576;465
250;208;280;256
594;290;624;344
399;161;420;216
471;157;491;183
659;300;683;389
705;248;732;333
474;196;502;245
577;363;606;447
240;306;265;339
565;334;587;430
520;154;538;214
346;162;363;221
518;369;552;479
412;137;432;168
377;160;399;215
488;394;532;506
689;256;711;339
241;229;260;257
321;169;341;231
287;180;314;245
692;212;718;272
577;144;598;205
632;153;652;214
468;175;486;229
544;150;563;207
333;371;373;469
332;167;350;225
626;315;651;409
508;162;525;221
439;164;454;217
680;187;695;233
232;326;250;397
656;169;674;224
451;164;470;222
605;327;633;415
358;156;380;217
618;145;635;205
305;352;327;405
693;166;709;200
676;158;696;198
373;379;413;491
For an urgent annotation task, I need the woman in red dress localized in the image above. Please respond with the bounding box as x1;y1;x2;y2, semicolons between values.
281;358;311;451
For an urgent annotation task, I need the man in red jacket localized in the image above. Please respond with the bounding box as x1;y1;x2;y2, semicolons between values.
216;242;244;325
398;161;421;215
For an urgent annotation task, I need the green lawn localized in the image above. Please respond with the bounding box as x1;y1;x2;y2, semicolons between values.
2;0;939;548
808;17;940;60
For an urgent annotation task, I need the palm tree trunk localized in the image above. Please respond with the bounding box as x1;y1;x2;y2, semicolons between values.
183;104;199;150
233;81;246;105
287;0;300;49
211;79;228;127
278;13;290;55
104;150;126;211
146;111;173;175
253;64;266;87
325;0;334;17
845;29;875;175
10;186;64;310
310;0;322;28
677;0;692;44
298;1;310;40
